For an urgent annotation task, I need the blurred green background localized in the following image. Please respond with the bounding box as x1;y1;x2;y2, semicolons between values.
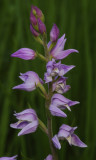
0;0;95;159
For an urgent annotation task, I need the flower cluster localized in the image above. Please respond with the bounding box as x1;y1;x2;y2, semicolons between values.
49;94;79;118
52;124;87;149
2;5;87;160
10;109;38;136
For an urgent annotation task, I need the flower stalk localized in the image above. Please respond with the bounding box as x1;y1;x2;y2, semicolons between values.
43;35;58;160
43;34;50;60
38;118;48;135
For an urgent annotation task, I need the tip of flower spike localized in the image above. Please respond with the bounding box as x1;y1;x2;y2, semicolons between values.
31;5;44;22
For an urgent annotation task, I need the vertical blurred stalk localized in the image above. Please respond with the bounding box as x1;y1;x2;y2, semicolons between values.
82;0;92;158
0;0;24;155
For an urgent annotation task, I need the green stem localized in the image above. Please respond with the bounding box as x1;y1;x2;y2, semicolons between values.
46;84;58;160
37;82;48;99
36;51;48;62
42;34;58;160
38;118;48;135
42;34;50;60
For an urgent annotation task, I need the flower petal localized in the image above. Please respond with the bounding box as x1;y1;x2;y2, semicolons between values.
44;154;53;160
67;134;87;148
52;135;61;150
13;83;36;91
0;155;18;160
14;109;37;121
13;71;41;92
10;121;29;129
50;34;66;55
60;124;77;132
51;94;80;107
18;120;38;136
59;64;75;75
44;73;53;83
58;129;70;139
49;105;67;118
53;49;79;60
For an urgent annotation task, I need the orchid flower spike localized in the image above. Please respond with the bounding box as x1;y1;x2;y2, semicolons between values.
10;109;38;136
13;71;43;92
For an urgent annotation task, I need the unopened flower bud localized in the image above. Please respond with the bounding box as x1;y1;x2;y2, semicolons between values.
38;18;46;34
31;6;44;22
30;24;39;37
11;48;36;60
50;24;59;42
30;11;37;26
30;6;46;35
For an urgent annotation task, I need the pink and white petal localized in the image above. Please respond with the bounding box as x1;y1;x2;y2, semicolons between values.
44;154;53;160
53;49;78;60
52;135;61;150
70;134;87;147
0;155;18;160
49;105;67;118
58;129;70;139
18;120;38;136
51;34;66;55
